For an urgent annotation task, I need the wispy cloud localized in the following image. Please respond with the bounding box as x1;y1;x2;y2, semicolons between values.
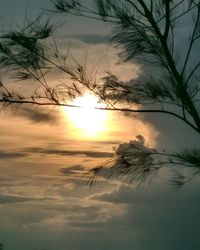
25;147;114;158
0;150;27;159
10;106;59;124
0;193;53;204
70;34;108;45
60;164;86;175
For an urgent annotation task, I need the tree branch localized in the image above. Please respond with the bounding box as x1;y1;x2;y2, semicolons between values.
181;5;200;76
138;0;200;131
0;96;199;132
163;0;170;40
186;61;200;85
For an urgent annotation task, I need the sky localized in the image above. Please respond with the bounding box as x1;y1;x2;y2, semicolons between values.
0;1;200;250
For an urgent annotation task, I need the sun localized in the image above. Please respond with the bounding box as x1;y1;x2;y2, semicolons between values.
63;93;108;139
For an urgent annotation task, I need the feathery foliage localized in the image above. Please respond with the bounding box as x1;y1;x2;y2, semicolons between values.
1;0;200;186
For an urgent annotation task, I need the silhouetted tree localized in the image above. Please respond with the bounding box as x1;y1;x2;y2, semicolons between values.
0;0;200;186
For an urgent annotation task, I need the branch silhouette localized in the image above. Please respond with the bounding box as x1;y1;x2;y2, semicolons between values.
1;0;200;186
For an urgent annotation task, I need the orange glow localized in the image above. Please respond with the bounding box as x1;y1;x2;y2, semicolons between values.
63;94;109;139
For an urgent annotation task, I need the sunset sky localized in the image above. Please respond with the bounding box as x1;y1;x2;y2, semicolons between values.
0;1;200;250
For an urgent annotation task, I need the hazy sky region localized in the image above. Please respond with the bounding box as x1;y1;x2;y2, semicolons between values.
0;1;200;250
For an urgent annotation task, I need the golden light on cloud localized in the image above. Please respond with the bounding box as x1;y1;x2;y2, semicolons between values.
63;93;109;139
62;93;158;145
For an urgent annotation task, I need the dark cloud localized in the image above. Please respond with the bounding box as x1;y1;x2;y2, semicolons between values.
71;34;108;44
25;147;114;158
0;194;33;204
93;140;120;145
60;165;85;175
91;184;200;204
59;165;93;186
10;106;58;124
86;183;200;250
0;150;27;159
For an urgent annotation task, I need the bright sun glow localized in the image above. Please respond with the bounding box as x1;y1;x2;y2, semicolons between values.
63;94;108;139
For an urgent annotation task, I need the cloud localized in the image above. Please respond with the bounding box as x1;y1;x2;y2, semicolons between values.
59;165;92;187
71;34;108;44
0;193;51;204
90;183;200;205
10;106;58;124
92;140;120;145
60;164;86;175
85;182;200;250
25;147;114;158
0;194;31;204
0;150;27;159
